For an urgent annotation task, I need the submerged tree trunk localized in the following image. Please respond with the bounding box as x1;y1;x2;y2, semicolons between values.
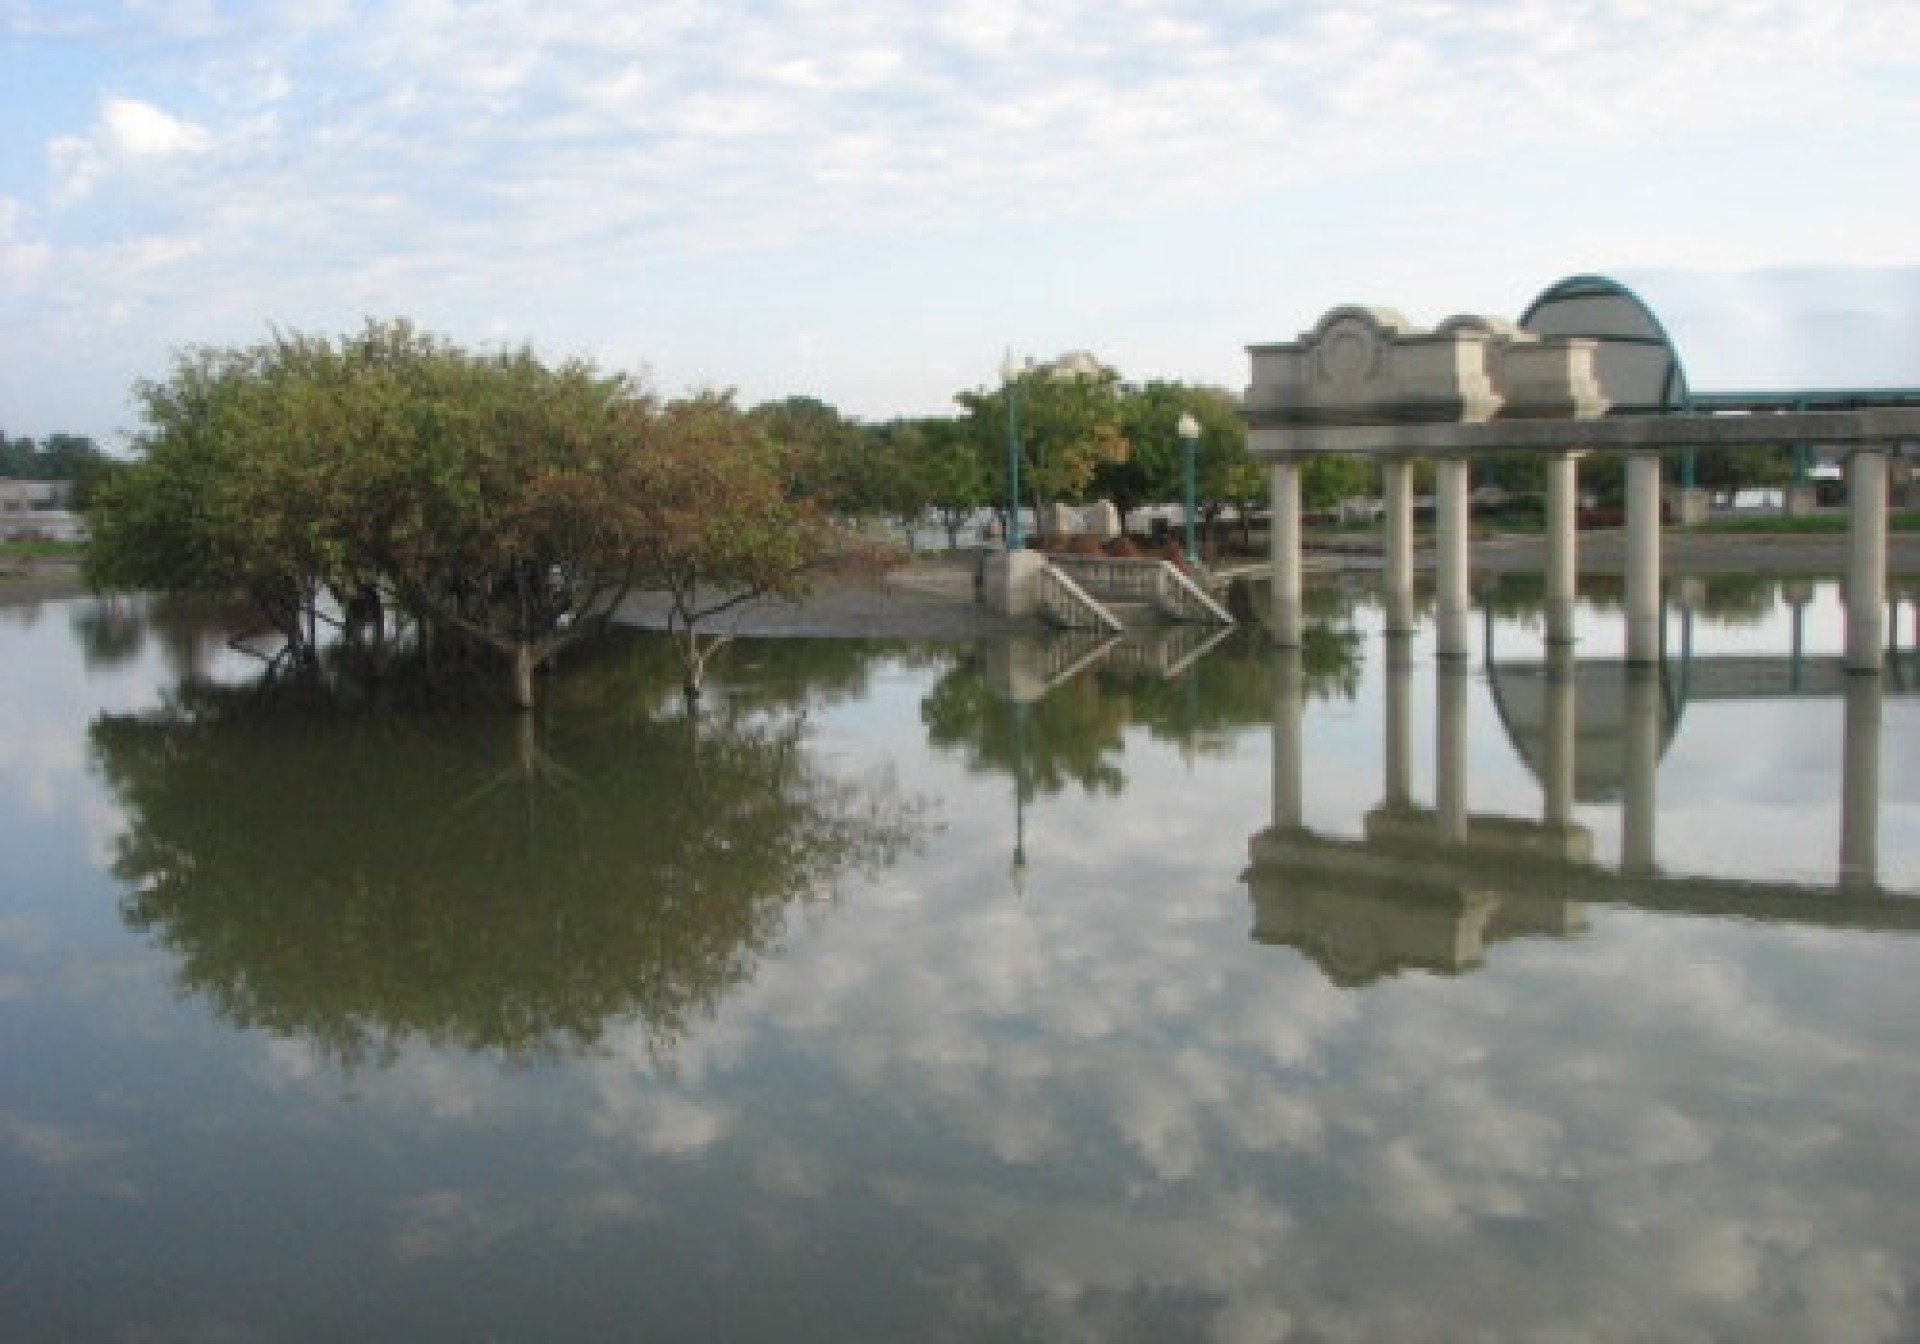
509;642;537;711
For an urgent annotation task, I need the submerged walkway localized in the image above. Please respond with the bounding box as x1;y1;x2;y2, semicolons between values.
616;560;1024;640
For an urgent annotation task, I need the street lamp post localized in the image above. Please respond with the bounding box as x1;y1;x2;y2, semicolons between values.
1177;412;1200;565
1001;352;1024;552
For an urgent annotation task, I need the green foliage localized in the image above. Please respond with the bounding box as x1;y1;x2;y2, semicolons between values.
88;322;863;707
0;430;114;506
957;361;1130;529
1694;510;1920;534
748;396;868;507
1106;381;1258;539
1300;454;1372;512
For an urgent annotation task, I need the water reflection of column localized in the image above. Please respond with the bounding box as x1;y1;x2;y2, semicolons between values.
1271;459;1304;648
1436;657;1469;845
1784;580;1813;692
1384;632;1414;809
1840;670;1883;893
1621;664;1661;877
1272;646;1306;832
1435;457;1471;660
1625;453;1663;666
1846;449;1887;673
1545;450;1580;645
1543;641;1576;831
1382;458;1416;635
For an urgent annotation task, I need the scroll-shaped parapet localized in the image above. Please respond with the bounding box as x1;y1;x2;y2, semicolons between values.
1246;306;1503;428
1438;315;1610;420
1247;306;1612;432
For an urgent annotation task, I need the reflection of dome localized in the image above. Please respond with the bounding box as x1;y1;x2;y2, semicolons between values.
1487;660;1681;804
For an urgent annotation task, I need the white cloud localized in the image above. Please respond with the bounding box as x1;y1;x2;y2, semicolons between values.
3;0;1917;454
48;97;213;205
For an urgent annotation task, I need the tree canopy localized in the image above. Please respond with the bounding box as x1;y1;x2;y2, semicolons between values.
87;322;865;706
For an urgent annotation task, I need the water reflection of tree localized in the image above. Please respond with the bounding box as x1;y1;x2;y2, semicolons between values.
589;632;959;719
67;598;146;669
60;594;246;680
922;667;1131;795
1475;572;1796;626
920;625;1361;791
91;644;924;1070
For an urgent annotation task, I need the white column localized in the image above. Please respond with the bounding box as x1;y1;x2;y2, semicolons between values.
1839;670;1882;893
1435;457;1471;660
1621;664;1661;877
1270;459;1303;648
1545;451;1580;645
1272;646;1305;832
1384;632;1414;809
1543;640;1576;831
1436;658;1469;845
1625;452;1663;666
1382;458;1415;635
1846;449;1888;673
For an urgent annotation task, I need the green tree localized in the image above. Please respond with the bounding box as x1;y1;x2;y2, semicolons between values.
1109;381;1263;553
1301;453;1373;512
627;392;877;702
88;323;645;704
86;323;871;709
864;416;993;549
748;396;867;507
957;360;1129;537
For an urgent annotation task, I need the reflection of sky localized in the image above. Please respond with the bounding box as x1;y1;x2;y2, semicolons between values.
3;590;1917;1341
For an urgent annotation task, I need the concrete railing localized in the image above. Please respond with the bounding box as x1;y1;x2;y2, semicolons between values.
1034;562;1124;633
1155;562;1236;626
1045;555;1235;627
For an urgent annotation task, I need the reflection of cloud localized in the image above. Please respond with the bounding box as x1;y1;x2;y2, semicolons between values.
391;1189;518;1261
587;1080;733;1158
0;1110;127;1167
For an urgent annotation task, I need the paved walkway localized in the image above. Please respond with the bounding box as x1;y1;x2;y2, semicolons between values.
616;560;1024;640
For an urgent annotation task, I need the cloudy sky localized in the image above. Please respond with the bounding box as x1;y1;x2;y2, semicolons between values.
2;0;1917;446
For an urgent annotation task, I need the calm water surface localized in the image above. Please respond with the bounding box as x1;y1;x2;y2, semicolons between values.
2;578;1916;1342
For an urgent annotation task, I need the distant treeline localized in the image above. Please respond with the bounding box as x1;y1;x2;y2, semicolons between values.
0;430;114;504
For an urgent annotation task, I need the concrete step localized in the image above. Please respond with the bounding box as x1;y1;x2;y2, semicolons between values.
1098;599;1166;628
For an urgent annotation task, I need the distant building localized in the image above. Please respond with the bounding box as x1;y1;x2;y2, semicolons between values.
0;479;87;541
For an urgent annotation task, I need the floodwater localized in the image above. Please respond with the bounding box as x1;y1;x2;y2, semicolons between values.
2;577;1916;1342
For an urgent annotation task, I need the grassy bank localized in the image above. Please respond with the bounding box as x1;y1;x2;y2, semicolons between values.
1689;512;1920;535
0;537;87;561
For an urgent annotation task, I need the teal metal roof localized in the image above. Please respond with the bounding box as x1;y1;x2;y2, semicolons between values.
1562;267;1920;400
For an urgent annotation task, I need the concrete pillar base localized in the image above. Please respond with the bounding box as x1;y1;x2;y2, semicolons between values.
1784;484;1819;518
1667;487;1710;527
982;550;1046;618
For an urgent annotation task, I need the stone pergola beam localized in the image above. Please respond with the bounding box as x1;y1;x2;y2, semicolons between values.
1248;406;1920;458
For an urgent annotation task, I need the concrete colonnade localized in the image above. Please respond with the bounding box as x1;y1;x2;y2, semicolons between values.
1268;445;1896;672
